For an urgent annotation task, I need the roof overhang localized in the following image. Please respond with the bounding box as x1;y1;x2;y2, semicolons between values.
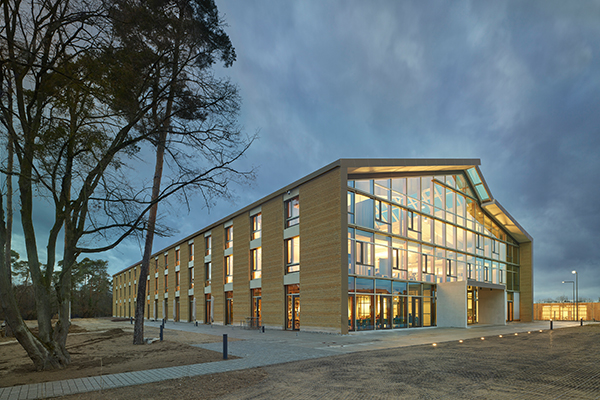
482;199;532;243
342;158;481;176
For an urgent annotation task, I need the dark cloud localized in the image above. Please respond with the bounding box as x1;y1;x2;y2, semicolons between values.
94;1;600;301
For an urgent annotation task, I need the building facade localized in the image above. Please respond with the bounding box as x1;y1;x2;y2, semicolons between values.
112;159;533;333
534;302;599;321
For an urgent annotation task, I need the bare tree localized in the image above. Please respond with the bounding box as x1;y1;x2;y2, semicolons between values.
0;0;252;369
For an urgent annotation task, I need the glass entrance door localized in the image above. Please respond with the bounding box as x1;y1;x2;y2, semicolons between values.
410;297;421;327
467;286;478;324
287;294;300;330
376;296;392;329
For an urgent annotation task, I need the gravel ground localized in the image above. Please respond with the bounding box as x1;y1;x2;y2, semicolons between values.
221;324;600;400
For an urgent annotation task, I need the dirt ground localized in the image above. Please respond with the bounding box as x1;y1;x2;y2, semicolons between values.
57;324;600;400
0;318;239;388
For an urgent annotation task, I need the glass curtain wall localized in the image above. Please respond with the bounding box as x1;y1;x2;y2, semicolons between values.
348;174;519;331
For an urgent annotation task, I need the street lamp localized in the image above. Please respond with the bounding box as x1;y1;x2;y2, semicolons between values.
562;280;575;321
572;270;579;321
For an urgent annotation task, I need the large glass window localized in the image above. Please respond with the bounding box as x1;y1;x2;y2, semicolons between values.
251;214;262;240
205;262;211;287
205;235;211;256
188;243;194;262
224;256;233;284
225;226;233;249
285;237;300;273
285;196;299;227
251;248;262;279
175;249;180;266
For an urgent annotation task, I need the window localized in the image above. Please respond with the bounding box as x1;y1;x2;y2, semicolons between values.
422;254;429;274
175;249;180;266
224;255;233;283
251;214;262;240
164;254;169;271
154;258;158;272
447;259;453;277
392;248;400;270
467;263;472;279
189;242;194;261
154;277;158;294
205;235;211;256
476;234;482;249
407;211;419;231
175;270;180;291
205;262;211;287
164;274;168;293
285;196;299;227
251;248;262;279
225;226;233;249
285;237;300;273
189;267;194;289
492;240;498;254
356;241;374;266
484;266;489;282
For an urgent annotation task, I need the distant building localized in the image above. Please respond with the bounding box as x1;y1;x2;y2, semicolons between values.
534;302;600;321
112;159;533;333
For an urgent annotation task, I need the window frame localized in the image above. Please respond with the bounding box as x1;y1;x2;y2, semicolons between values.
224;255;233;284
251;213;262;240
285;236;300;273
205;235;212;256
224;226;233;249
251;247;262;279
285;196;300;228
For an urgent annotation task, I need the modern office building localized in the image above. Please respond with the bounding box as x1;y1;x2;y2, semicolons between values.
112;159;533;333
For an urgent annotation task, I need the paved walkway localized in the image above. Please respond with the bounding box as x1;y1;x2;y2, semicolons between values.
0;320;584;400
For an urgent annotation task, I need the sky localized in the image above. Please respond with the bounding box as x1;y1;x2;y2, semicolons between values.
74;1;600;302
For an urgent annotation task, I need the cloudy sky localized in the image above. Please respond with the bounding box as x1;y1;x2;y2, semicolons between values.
103;0;600;302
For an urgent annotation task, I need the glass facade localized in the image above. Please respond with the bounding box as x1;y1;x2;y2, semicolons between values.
347;174;521;331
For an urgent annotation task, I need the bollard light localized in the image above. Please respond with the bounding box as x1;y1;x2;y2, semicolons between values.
459;340;463;343
223;334;228;360
432;343;437;347
499;335;503;338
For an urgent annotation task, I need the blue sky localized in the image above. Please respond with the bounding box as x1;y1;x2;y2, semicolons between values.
96;0;600;302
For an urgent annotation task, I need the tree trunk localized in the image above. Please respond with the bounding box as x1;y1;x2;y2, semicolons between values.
133;127;168;344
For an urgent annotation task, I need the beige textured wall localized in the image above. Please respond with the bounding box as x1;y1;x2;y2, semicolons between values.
299;168;342;332
519;241;533;322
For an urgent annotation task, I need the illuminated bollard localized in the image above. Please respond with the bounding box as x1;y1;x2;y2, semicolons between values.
550;319;553;330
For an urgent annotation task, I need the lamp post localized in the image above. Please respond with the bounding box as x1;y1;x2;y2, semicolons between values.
562;280;575;321
572;270;578;321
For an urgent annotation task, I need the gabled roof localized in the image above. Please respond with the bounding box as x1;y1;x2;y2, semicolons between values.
339;158;531;243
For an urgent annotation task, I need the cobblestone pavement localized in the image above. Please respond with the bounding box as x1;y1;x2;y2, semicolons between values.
0;320;593;400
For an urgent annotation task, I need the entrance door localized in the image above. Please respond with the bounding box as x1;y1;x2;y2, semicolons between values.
393;296;407;328
410;297;421;327
287;294;300;330
467;287;478;324
225;292;233;325
205;294;212;324
507;301;514;322
376;296;392;329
